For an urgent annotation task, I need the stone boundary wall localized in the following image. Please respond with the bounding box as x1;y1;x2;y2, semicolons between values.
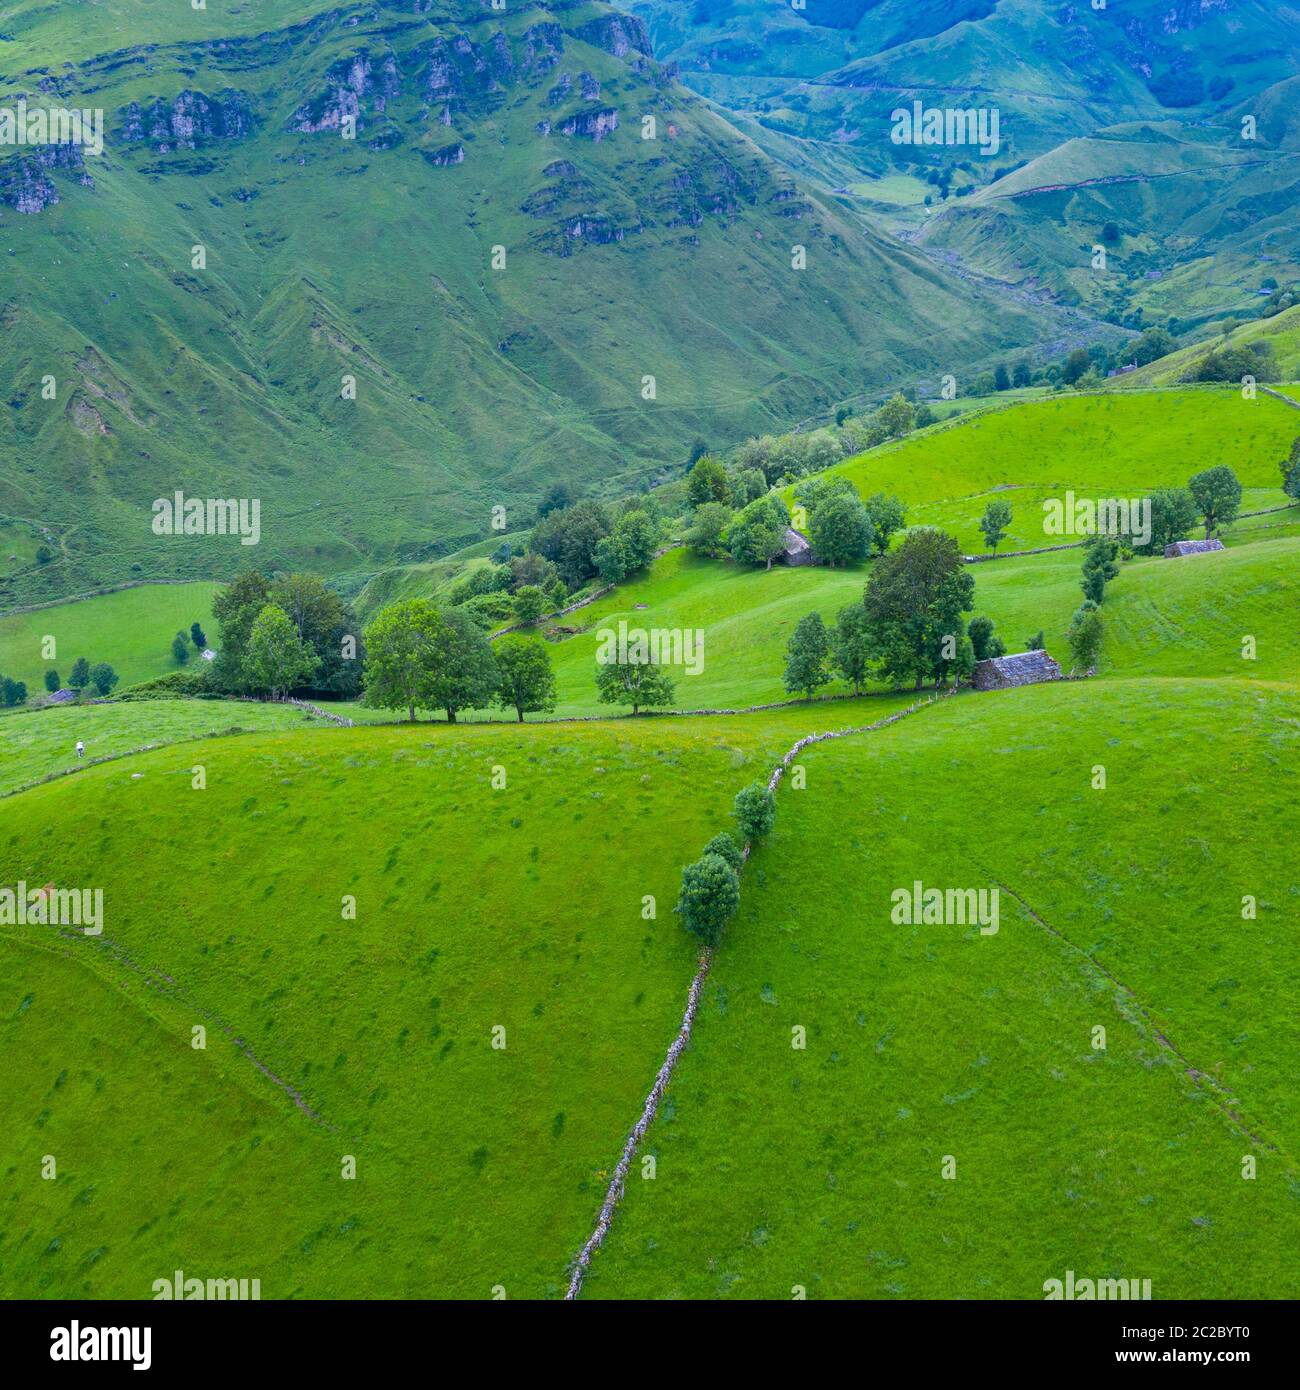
562;691;945;1299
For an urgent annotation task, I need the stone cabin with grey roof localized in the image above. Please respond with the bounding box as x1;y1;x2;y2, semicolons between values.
972;650;1063;691
1165;538;1224;558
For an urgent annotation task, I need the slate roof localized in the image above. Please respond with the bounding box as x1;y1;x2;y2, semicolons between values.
1164;538;1224;557
972;650;1063;691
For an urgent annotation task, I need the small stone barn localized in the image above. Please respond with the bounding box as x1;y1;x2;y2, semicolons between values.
779;527;814;566
1165;538;1225;558
972;650;1063;691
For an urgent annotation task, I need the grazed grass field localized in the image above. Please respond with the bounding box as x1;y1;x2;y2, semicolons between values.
0;583;218;693
818;389;1294;555
0;698;324;797
522;532;1300;716
0;707;897;1298
588;678;1300;1299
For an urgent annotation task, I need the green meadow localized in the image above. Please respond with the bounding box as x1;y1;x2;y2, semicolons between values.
0;698;322;797
0;374;1295;1301
0;583;218;693
588;678;1300;1299
0;709;876;1298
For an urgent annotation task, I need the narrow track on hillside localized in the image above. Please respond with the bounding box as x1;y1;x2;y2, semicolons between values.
562;692;945;1300
2;923;342;1135
991;878;1288;1166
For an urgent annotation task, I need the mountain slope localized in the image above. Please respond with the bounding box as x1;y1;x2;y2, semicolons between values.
0;0;1060;606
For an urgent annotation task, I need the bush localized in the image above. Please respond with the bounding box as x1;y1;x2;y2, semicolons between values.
675;853;740;948
734;782;776;841
702;832;743;870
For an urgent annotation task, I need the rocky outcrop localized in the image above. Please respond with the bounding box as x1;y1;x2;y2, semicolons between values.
573;14;652;62
555;107;618;140
120;89;256;150
421;142;464;167
290;50;401;133
0;144;85;214
520;22;564;71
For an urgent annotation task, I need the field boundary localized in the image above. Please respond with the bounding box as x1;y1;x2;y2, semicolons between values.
562;691;945;1300
992;877;1288;1164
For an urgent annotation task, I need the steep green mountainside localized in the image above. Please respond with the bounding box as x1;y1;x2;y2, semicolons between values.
628;1;1300;322
915;116;1300;324
0;0;1059;608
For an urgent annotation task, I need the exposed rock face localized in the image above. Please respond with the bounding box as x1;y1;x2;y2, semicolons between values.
290;50;401;132
421;142;464;167
579;72;600;100
120;90;256;150
573;14;653;61
556;107;618;140
547;73;572;106
0;144;86;214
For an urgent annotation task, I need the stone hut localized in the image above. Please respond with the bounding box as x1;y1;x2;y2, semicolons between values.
972;649;1063;691
1164;538;1225;558
779;527;814;566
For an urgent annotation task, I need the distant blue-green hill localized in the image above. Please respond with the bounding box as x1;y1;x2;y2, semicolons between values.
0;0;1063;607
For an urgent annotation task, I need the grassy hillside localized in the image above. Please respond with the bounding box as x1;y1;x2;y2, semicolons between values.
588;677;1300;1298
0;697;323;797
0;0;1060;607
0;583;218;693
915;122;1300;323
1114;306;1300;388
524;529;1300;716
0;708;858;1298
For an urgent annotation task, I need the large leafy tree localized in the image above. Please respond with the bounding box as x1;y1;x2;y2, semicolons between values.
530;501;613;587
1280;437;1300;500
874;392;916;439
864;493;907;555
675;852;740;947
1143;486;1200;554
493;636;557;723
209;570;270;692
362;598;443;721
593;656;676;715
810;491;874;566
862;527;974;688
1080;535;1120;605
425;608;498;723
832;604;873;693
978;498;1012;554
783;611;832;697
686;501;732;557
1188;464;1242;538
269;572;364;697
725;495;790;569
686;455;730;507
245;604;320;699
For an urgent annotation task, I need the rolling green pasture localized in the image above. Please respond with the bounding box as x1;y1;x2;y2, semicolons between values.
589;678;1300;1298
0;699;323;797
0;708;882;1298
819;390;1295;555
524;532;1300;715
0;584;218;694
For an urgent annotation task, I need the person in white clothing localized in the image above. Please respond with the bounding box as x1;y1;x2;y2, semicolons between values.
75;740;85;759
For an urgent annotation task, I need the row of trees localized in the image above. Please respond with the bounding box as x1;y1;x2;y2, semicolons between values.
675;782;777;947
9;657;120;709
362;598;557;722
